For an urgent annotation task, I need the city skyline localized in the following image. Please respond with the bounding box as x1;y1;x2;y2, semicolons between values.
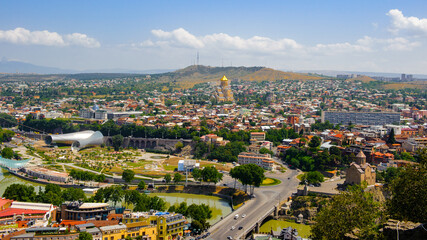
1;1;427;74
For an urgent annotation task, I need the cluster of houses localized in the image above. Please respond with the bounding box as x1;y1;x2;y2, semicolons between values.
0;199;187;240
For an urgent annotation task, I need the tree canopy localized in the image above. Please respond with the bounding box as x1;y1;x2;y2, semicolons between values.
230;164;265;194
311;185;385;240
122;169;135;183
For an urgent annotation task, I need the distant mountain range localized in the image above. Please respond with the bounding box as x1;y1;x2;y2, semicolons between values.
0;60;73;74
0;59;174;74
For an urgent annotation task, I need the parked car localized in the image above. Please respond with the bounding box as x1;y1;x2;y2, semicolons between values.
238;226;243;230
231;226;235;230
242;214;246;218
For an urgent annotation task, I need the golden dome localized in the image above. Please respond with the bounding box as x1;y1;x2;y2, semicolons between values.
221;75;228;81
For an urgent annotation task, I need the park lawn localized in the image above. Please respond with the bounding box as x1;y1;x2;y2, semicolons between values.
127;161;149;168
163;157;182;165
163;165;177;171
260;220;311;238
199;162;232;172
105;166;124;174
297;173;306;181
261;177;281;186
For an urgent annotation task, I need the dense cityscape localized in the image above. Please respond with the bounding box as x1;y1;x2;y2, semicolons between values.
0;1;426;240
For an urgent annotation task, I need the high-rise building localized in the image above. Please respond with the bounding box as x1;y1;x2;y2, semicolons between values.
214;75;234;102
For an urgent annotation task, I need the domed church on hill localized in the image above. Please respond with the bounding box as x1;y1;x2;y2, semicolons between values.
214;75;234;102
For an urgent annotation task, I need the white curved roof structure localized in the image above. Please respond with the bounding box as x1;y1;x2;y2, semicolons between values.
45;130;104;151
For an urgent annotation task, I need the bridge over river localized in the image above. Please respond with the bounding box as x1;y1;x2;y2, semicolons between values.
207;169;300;240
0;156;30;170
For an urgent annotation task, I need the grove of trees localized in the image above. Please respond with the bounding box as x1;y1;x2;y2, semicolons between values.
229;164;265;194
70;169;106;182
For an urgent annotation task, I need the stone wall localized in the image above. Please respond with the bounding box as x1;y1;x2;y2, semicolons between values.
103;137;193;152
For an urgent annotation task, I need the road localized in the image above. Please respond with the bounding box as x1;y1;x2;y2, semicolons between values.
207;169;300;240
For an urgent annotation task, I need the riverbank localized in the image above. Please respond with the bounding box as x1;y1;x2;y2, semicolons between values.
153;184;249;207
259;219;312;238
149;192;232;224
0;168;46;195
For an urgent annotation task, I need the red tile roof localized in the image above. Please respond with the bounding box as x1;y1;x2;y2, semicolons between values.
0;208;47;218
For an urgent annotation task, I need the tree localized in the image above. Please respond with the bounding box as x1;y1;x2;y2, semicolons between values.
308;136;322;148
164;173;172;183
1;147;14;159
201;166;223;184
2;184;36;202
112;134;124;151
175;141;184;152
259;147;273;155
122;169;135;184
77;232;93;240
173;172;183;183
387;165;427;223
138;180;146;190
187;203;212;231
39;183;63;205
416;147;427;167
300;171;324;184
230;164;264;194
62;187;86;201
311;185;385;240
0;129;15;142
386;128;396;144
192;168;202;183
99;185;124;206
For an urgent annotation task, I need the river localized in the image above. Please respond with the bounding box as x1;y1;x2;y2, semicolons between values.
150;192;232;224
0;170;232;224
0;168;45;195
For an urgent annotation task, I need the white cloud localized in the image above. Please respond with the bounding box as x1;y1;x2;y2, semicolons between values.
147;28;301;54
152;28;204;48
0;27;100;48
136;28;418;57
65;33;100;48
387;9;427;36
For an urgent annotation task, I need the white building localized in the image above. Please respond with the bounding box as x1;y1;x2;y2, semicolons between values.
177;160;200;172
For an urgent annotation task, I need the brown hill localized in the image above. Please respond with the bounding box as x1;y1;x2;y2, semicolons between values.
347;75;375;83
156;65;324;88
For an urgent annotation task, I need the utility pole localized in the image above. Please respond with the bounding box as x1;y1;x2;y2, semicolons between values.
185;167;188;187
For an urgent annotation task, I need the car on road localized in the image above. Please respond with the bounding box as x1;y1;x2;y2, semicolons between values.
231;226;235;230
234;214;239;219
227;236;233;240
238;226;243;230
242;214;246;218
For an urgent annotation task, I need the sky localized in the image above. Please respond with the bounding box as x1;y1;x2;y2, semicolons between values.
1;0;427;74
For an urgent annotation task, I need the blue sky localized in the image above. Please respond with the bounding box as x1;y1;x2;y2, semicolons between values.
1;0;427;73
